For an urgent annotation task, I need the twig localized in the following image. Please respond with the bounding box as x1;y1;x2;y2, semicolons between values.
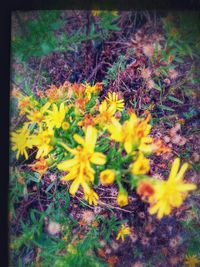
12;114;26;130
75;190;134;213
14;195;38;231
98;200;135;213
13;148;38;167
75;195;94;210
104;41;129;46
11;79;28;96
33;57;43;92
37;188;44;212
86;61;104;82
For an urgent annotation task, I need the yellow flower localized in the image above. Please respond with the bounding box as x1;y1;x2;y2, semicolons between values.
148;158;197;219
116;224;130;241
131;153;150;175
92;9;101;16
108;112;152;154
100;169;115;186
117;188;128;207
107;117;123;142
95;100;115;128
92;10;118;17
85;82;103;100
84;189;99;205
11;125;34;160
67;244;77;254
57;126;106;196
62;122;69;130
32;127;54;159
26;102;51;124
105;92;124;112
45;103;67;129
110;10;118;16
184;255;200;267
62;235;68;241
139;137;153;154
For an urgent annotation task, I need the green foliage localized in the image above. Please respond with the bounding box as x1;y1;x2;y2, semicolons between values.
181;207;200;255
53;229;107;267
10;200;108;266
163;12;200;58
10;10;200;267
12;11;62;60
12;10;121;62
97;215;123;244
98;11;120;39
103;54;127;86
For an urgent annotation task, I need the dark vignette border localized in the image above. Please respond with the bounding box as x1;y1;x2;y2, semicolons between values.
1;1;200;266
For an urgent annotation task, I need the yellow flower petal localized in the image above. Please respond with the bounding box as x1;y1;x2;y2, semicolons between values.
61;171;76;181
69;178;81;195
81;181;91;194
176;162;188;181
169;158;180;181
124;141;132;154
177;183;197;192
73;134;85;146
85;126;97;152
90;152;106;165
57;158;78;171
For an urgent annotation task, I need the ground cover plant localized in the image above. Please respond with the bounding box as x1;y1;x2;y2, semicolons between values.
9;10;200;267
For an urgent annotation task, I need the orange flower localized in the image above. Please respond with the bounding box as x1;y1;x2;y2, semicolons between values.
72;83;86;98
107;256;119;266
97;249;107;258
171;27;178;37
168;55;175;63
36;91;45;97
11;87;20;98
94;82;103;90
78;220;87;227
127;108;135;115
29;158;48;176
18;96;30;109
75;98;87;111
45;85;59;101
152;139;171;155
78;114;95;128
137;180;155;201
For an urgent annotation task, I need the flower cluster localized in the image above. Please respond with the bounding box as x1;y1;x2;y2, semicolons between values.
10;80;196;219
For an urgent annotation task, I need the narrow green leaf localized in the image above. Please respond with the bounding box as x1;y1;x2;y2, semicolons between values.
157;104;175;112
45;182;56;193
154;84;162;91
167;95;184;104
27;172;40;183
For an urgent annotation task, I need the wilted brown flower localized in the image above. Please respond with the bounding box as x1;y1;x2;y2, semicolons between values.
168;68;178;80
81;210;95;225
146;79;155;89
141;68;151;80
47;221;61;235
143;44;154;58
